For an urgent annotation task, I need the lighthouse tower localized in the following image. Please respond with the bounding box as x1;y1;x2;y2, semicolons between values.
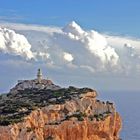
37;68;42;83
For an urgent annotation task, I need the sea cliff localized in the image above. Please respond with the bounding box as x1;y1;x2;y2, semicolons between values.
0;79;122;140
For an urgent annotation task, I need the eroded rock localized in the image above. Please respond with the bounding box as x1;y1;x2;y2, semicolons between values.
0;80;122;140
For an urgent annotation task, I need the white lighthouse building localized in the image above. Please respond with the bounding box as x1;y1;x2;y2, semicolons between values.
37;68;42;83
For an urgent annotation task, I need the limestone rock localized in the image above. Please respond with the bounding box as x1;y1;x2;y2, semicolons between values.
0;81;122;140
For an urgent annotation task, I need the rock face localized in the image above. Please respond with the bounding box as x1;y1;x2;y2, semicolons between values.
10;79;60;94
0;81;122;140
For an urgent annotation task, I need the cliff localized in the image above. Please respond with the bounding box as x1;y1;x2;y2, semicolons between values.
0;80;122;140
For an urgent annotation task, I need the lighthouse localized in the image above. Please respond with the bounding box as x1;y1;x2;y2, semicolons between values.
37;68;42;83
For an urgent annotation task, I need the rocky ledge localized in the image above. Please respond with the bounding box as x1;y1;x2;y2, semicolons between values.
0;80;122;140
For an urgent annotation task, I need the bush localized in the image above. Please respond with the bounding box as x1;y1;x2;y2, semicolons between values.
26;127;34;132
45;136;54;140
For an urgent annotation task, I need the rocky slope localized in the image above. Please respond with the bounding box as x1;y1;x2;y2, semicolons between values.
0;80;122;140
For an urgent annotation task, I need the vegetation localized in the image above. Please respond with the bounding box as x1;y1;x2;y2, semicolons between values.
66;111;87;121
26;127;34;132
90;111;112;121
0;87;94;126
0;84;112;126
45;136;54;140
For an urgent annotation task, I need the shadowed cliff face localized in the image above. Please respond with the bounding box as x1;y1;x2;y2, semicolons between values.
0;80;122;140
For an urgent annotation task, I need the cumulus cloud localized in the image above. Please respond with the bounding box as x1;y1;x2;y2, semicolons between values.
0;21;140;75
0;27;34;60
63;52;74;62
46;21;120;72
1;21;140;92
62;21;119;67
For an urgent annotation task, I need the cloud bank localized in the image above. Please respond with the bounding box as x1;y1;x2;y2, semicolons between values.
0;21;140;72
0;21;140;74
0;21;140;91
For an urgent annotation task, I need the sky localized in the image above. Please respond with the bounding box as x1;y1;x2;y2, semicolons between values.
0;0;140;92
1;0;140;36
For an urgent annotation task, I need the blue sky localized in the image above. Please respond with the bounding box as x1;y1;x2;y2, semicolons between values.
0;0;140;36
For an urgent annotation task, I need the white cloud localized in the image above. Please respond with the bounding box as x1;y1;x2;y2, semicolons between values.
105;34;140;50
63;21;84;36
63;52;74;62
61;21;119;68
0;21;140;92
0;27;34;60
1;21;140;75
0;21;61;34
